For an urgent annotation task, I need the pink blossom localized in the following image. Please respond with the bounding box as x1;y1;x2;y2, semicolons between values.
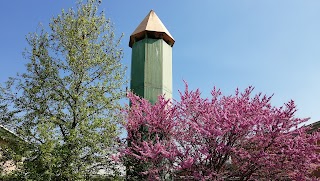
122;83;320;180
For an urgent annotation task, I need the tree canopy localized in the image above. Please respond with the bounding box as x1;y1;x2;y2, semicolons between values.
0;0;126;180
123;84;320;180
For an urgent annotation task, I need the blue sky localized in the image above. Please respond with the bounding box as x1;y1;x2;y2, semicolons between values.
0;0;319;124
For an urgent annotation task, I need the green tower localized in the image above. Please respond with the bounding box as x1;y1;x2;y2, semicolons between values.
129;10;175;104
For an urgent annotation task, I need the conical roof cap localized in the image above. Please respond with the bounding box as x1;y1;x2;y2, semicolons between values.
129;10;175;47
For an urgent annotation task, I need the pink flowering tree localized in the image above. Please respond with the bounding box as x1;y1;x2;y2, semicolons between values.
123;93;178;180
123;84;320;180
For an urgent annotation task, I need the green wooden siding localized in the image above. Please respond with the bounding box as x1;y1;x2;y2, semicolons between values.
130;38;172;104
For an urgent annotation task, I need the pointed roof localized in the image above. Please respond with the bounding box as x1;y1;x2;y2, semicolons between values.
129;10;175;47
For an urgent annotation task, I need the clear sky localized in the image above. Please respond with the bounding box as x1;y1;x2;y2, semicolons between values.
0;0;319;124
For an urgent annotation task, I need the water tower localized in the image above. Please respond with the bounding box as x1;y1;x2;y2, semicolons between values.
129;10;175;104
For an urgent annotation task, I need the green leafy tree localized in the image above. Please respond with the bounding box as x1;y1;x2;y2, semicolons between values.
0;0;126;180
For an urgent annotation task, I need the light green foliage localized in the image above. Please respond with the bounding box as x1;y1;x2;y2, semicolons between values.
0;0;126;180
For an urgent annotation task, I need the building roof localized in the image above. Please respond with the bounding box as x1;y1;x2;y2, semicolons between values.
0;124;24;144
309;120;320;133
129;10;175;47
